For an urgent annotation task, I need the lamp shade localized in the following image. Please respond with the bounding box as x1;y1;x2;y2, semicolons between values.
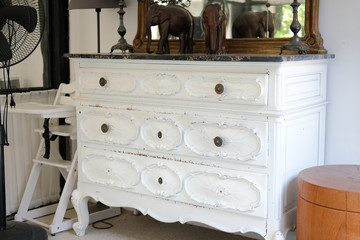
69;0;119;10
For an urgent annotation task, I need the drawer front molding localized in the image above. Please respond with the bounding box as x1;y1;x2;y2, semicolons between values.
82;154;140;189
185;74;266;104
141;163;183;198
184;122;263;162
185;171;264;214
141;73;182;96
141;116;183;151
79;109;139;145
79;71;137;93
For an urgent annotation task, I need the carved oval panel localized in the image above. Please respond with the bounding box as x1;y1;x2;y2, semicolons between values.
80;110;139;145
141;117;183;151
82;154;140;188
141;73;181;96
184;122;262;161
185;74;265;104
79;71;137;93
141;164;182;198
185;172;262;212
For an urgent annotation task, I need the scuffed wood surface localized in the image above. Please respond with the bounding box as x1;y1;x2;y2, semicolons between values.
297;165;360;240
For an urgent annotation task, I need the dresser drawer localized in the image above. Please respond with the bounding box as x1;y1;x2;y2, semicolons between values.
79;108;139;145
78;148;267;218
184;122;263;162
78;105;268;167
184;73;266;104
81;153;141;189
79;70;137;94
78;65;268;107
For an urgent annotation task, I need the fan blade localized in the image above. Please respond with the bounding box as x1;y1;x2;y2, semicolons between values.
0;6;37;33
0;32;12;62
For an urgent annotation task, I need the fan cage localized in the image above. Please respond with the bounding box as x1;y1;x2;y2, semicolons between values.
0;0;45;68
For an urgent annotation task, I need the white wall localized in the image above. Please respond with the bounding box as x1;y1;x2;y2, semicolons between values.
69;1;138;53
319;0;360;164
67;1;359;166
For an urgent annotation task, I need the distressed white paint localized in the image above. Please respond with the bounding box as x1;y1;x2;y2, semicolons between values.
141;73;182;96
82;154;140;189
11;3;360;172
70;57;329;240
184;122;263;161
79;71;137;93
185;74;266;104
141;117;183;151
66;2;360;169
79;108;139;145
184;171;263;213
141;163;183;197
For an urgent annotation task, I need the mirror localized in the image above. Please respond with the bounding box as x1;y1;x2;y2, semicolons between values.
133;0;327;54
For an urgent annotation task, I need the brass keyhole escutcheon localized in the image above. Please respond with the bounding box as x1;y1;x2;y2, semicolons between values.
158;177;163;185
101;123;109;133
215;83;224;94
158;131;162;139
214;136;223;147
99;77;107;87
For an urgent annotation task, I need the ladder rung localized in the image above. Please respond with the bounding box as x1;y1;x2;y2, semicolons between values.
33;159;72;169
22;217;50;229
34;125;76;137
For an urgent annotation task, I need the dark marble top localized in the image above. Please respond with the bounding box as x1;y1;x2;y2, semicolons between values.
65;53;335;62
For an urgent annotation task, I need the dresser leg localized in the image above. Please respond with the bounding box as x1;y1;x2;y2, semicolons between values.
71;189;90;236
271;231;285;240
133;209;141;216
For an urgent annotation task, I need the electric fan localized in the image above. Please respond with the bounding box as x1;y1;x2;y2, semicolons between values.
0;0;48;239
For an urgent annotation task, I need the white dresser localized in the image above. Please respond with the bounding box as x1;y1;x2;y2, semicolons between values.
69;54;332;240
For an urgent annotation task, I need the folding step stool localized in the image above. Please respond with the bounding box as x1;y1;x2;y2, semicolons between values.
12;83;120;235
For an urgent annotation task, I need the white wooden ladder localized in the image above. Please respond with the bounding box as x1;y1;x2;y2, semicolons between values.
12;83;120;235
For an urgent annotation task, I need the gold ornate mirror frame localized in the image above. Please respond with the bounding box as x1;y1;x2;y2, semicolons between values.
133;0;327;54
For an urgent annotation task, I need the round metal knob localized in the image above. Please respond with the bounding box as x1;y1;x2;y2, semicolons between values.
215;83;224;94
158;177;163;185
214;136;223;147
99;77;107;87
158;131;162;139
101;124;109;133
